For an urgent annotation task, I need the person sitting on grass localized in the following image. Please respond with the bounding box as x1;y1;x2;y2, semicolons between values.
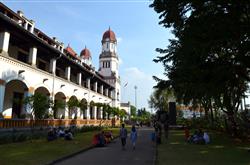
203;131;210;144
188;129;205;144
64;129;73;141
98;131;106;147
104;131;113;143
47;128;57;141
58;127;65;138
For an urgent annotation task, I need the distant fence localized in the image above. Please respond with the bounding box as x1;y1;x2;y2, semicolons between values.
0;119;120;129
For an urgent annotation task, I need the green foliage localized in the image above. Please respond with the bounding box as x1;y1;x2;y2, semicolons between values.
148;88;173;112
130;105;136;116
177;110;184;119
24;93;51;119
0;130;47;145
119;109;127;118
94;102;104;108
89;101;95;107
79;99;87;112
67;97;79;109
132;108;151;122
53;100;65;119
102;105;112;114
150;0;250;137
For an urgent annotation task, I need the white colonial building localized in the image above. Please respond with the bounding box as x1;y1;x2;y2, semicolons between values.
0;3;121;120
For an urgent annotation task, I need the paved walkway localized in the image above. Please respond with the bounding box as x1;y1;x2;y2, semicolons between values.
54;127;156;165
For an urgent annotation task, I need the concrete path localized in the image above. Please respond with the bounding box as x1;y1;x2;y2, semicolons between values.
54;127;156;165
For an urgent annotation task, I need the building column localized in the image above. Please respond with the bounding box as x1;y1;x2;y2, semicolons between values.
76;107;81;119
105;88;108;96
49;59;56;74
0;79;6;113
87;78;91;89
65;66;71;81
99;107;103;119
100;85;103;95
80;108;84;119
77;73;82;86
0;31;10;53
28;47;37;66
86;105;90;119
64;105;69;119
94;82;97;92
106;112;109;120
108;90;112;98
93;106;97;119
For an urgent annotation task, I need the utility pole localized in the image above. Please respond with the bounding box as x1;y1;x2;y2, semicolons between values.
134;85;137;114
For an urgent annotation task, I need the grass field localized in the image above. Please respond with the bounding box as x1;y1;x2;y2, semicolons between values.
0;127;120;165
157;130;250;165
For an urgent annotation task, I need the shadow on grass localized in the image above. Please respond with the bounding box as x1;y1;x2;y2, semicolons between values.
157;130;250;165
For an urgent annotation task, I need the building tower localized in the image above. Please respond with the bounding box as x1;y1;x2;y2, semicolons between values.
99;28;120;107
80;46;92;66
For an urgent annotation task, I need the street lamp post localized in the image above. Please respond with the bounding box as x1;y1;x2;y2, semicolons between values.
134;85;137;113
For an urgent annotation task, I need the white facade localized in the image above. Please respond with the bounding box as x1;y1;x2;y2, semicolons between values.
0;4;116;120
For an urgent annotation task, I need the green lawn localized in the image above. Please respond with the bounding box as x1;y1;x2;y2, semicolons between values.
157;130;250;165
0;128;120;165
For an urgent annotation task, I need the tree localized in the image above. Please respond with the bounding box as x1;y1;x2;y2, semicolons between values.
67;97;79;119
148;87;173;112
53;100;65;119
130;105;136;116
79;100;87;113
137;108;151;122
24;93;51;119
150;0;250;136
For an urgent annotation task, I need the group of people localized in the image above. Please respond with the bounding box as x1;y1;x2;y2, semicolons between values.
120;124;138;150
185;128;210;144
47;127;74;141
92;131;113;147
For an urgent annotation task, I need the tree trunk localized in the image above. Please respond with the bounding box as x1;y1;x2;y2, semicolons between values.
226;111;238;137
209;99;214;127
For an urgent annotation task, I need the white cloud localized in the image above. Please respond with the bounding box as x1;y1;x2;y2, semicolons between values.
121;67;156;111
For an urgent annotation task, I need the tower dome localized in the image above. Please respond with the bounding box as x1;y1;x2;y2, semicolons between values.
102;27;116;42
80;46;91;59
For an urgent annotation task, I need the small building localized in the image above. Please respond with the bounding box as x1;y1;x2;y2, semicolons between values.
120;102;131;120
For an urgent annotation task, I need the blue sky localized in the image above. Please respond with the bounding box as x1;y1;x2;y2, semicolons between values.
2;0;172;111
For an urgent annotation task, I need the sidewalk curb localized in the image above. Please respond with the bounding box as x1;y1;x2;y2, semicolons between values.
45;136;119;165
45;145;95;165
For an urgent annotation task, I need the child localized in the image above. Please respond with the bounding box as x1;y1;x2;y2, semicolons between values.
130;125;138;150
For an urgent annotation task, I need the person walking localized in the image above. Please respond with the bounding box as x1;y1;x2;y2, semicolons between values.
130;125;138;150
120;123;128;150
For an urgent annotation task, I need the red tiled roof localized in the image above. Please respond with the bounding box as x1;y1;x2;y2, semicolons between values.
65;45;77;57
102;27;116;42
80;46;91;59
